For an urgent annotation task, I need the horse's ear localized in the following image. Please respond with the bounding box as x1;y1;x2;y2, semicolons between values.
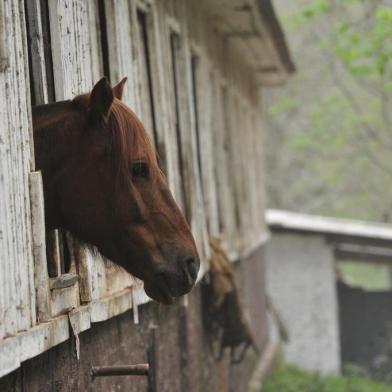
90;77;114;120
113;77;127;100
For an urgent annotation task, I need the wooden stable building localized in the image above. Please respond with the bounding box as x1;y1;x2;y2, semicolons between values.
0;0;293;390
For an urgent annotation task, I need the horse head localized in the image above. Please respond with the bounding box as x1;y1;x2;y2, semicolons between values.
33;77;199;304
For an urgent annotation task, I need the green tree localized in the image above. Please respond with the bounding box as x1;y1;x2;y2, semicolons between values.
265;0;392;221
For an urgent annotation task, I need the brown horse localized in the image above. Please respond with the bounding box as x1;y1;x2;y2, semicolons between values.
32;77;199;304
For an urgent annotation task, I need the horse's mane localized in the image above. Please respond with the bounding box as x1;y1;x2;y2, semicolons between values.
109;99;160;185
72;93;161;189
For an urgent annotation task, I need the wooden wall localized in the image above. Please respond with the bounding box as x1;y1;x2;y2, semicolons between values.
0;247;269;392
0;0;36;375
0;0;268;380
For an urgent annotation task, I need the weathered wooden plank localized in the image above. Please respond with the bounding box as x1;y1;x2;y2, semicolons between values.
191;54;220;238
0;315;69;378
90;289;133;323
50;283;80;318
48;0;96;100
162;5;211;270
0;1;9;72
17;316;69;363
29;171;51;322
68;305;91;334
0;335;20;378
0;0;36;337
25;0;49;105
49;273;79;290
134;6;156;142
105;0;138;108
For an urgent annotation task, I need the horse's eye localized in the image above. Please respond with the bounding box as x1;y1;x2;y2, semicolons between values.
132;161;149;180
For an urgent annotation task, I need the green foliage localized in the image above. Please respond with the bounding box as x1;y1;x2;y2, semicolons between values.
288;0;330;29
265;0;392;222
337;261;391;290
269;97;299;114
333;5;392;81
263;365;392;392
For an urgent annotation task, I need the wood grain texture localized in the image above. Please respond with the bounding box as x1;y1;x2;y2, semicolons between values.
0;0;269;378
0;0;35;340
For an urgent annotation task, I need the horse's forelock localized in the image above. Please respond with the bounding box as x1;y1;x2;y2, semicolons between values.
109;99;160;185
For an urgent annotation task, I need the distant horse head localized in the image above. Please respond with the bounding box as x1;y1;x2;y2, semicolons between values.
33;77;199;304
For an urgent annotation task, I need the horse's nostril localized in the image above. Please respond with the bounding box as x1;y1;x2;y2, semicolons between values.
184;256;199;282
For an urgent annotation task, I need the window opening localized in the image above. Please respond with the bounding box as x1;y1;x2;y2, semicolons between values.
25;0;70;278
170;31;191;222
137;9;158;146
97;0;111;80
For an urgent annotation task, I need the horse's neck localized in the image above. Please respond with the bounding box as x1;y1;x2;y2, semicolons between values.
32;100;73;172
33;100;84;229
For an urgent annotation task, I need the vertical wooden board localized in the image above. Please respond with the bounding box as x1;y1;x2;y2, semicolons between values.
181;63;210;269
105;0;138;109
0;1;9;72
193;60;220;237
223;86;241;254
238;99;253;250
164;25;186;209
153;1;179;195
0;0;36;336
215;78;238;253
145;1;172;173
247;110;258;243
0;129;9;338
226;90;244;251
87;0;103;82
73;241;106;302
25;0;49;105
48;0;98;100
16;0;36;331
238;102;252;248
253;107;267;234
150;2;180;206
167;3;210;267
29;172;51;322
133;6;155;140
249;109;264;239
0;63;12;338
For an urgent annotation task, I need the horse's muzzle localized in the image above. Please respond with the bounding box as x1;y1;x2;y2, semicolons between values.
145;255;200;304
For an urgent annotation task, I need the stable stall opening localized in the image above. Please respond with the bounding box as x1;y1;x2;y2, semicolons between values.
24;0;72;277
97;0;110;80
137;8;158;147
169;30;191;223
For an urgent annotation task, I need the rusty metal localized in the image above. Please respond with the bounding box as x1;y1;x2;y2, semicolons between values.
91;364;149;379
